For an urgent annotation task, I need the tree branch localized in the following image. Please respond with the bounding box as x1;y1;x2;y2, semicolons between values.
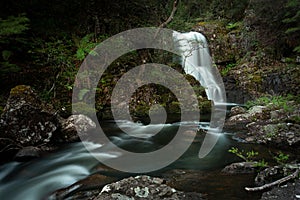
245;169;299;192
155;0;178;37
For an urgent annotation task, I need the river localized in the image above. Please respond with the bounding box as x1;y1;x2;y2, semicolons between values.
0;119;269;200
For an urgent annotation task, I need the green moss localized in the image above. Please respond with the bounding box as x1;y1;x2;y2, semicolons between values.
199;99;211;114
10;85;32;95
9;85;40;105
72;102;96;116
168;101;180;114
251;75;262;84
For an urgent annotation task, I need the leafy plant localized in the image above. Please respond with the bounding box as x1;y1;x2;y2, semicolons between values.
0;14;29;37
221;62;236;76
229;147;269;170
228;147;258;162
73;34;108;61
254;159;269;168
274;151;290;165
283;0;300;53
226;21;242;30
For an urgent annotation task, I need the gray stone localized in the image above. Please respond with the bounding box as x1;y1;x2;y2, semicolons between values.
95;175;205;200
222;162;258;174
14;146;40;161
0;85;58;146
230;106;246;116
59;114;96;142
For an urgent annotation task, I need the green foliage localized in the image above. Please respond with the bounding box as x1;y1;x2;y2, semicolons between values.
245;94;298;112
74;34;109;61
228;147;259;162
167;1;195;31
274;151;290;165
0;14;30;76
228;147;269;169
226;21;243;30
221;62;236;76
283;0;300;53
0;14;29;38
254;159;268;168
74;34;97;61
33;38;74;67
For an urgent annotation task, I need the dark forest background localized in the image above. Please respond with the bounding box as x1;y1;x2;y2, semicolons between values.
0;0;299;115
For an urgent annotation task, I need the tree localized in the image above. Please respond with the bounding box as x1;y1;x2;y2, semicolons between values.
283;0;300;53
0;14;29;75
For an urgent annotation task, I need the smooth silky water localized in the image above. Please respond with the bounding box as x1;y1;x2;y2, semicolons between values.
0;31;263;199
0;119;269;200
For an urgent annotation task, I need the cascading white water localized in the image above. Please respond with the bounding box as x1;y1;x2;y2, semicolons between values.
173;31;227;158
173;31;225;103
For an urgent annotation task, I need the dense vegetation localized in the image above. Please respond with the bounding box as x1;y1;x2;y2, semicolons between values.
0;0;299;117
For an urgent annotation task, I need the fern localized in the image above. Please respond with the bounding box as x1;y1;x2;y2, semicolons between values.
0;14;29;37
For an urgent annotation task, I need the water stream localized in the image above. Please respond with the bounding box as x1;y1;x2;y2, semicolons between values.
0;31;265;199
0;120;268;200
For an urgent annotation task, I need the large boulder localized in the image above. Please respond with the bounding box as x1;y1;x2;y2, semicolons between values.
49;175;205;200
0;85;58;146
57;114;96;142
95;175;205;200
0;85;97;161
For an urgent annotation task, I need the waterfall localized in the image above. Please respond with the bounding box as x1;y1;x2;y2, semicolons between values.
173;31;227;158
173;31;224;102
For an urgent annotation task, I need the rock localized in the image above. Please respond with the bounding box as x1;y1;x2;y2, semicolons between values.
260;179;300;200
248;106;270;120
49;175;205;200
222;162;258;174
0;138;21;162
0;85;58;146
254;166;281;186
14;146;40;161
228;113;250;122
246;122;300;147
58;114;96;142
48;173;117;200
230;106;246;116
95;175;205;200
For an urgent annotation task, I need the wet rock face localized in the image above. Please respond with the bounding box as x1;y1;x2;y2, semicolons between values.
0;85;58;146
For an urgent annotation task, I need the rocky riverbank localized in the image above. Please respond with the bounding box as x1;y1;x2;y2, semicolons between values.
223;97;300;200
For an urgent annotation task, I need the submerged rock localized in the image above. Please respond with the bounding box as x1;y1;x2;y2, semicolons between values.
14;146;40;161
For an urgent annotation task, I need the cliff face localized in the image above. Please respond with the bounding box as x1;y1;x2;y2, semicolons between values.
193;15;299;104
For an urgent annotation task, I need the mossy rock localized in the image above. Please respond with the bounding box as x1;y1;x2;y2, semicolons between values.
72;102;96;116
7;85;41;108
168;101;181;114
